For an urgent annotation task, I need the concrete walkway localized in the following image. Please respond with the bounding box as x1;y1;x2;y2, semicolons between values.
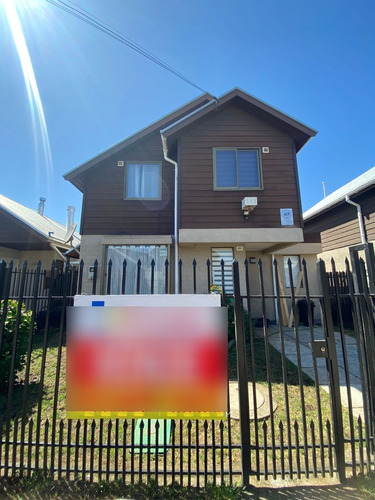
267;326;364;418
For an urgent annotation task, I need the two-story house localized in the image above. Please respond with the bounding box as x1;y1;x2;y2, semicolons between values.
64;88;317;318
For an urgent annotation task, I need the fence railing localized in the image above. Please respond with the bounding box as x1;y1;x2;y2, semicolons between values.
0;253;374;486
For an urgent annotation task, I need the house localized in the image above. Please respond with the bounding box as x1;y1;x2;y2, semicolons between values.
0;194;81;270
64;88;318;319
303;166;375;272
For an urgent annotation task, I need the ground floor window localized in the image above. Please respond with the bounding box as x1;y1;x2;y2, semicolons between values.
107;245;168;294
283;255;301;288
211;247;234;295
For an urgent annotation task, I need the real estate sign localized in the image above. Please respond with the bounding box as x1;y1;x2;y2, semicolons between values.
66;295;227;420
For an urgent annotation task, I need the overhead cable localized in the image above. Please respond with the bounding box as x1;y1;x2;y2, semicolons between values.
46;0;212;96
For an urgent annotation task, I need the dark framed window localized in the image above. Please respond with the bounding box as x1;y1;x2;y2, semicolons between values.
213;148;262;190
125;162;162;200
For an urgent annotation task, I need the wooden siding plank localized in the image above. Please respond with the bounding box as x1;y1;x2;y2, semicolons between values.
179;103;301;230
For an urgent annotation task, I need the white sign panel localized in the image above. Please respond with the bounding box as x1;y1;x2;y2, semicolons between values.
280;208;294;226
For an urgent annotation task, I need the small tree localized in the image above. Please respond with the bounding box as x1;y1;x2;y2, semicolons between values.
0;300;33;391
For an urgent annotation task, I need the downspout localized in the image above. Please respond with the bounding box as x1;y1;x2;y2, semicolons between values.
345;195;367;244
161;133;179;294
271;253;279;323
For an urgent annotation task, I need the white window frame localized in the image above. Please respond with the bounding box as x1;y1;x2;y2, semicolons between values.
211;247;234;295
213;148;262;190
106;245;169;294
283;255;301;288
124;161;162;200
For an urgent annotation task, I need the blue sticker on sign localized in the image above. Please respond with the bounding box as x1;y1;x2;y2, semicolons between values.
92;301;105;307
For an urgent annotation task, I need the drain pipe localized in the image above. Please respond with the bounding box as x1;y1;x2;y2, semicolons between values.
271;253;279;323
161;133;179;294
345;195;367;244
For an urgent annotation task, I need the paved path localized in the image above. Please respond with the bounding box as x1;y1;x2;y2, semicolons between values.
267;326;364;418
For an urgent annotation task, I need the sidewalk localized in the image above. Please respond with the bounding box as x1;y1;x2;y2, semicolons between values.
267;326;364;418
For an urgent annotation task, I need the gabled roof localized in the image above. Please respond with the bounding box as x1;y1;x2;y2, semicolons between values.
161;88;317;152
303;166;375;221
0;194;81;248
64;92;214;191
64;88;316;192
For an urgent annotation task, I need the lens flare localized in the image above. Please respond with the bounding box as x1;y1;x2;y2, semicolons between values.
2;0;53;186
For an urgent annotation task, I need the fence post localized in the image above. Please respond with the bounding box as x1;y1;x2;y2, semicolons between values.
92;259;98;295
178;259;182;294
317;258;345;481
363;242;375;294
107;259;112;295
232;259;250;486
78;260;84;295
164;259;169;294
0;259;6;298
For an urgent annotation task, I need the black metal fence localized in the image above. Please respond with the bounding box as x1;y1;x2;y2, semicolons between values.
327;270;353;329
0;250;374;486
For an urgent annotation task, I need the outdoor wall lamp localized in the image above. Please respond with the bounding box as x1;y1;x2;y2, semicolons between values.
242;197;257;220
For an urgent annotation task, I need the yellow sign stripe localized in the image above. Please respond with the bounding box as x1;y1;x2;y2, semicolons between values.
66;411;226;420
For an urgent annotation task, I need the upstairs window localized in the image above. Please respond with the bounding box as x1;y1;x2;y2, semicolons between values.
213;148;262;190
125;162;161;199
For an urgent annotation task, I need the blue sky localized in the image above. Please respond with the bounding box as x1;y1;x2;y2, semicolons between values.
1;0;374;226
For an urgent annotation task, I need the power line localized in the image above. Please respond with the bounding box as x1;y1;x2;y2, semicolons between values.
46;0;212;96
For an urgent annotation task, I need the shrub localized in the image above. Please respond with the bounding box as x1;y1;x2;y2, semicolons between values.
226;299;249;342
0;300;33;391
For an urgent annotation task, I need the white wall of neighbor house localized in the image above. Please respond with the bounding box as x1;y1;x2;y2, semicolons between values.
0;247;63;270
317;239;375;272
18;250;64;270
0;246;20;269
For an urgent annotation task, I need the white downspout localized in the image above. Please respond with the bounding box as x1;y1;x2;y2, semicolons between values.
271;253;279;323
161;134;179;294
345;195;367;244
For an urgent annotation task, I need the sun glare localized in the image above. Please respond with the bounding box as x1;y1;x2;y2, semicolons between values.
2;0;53;185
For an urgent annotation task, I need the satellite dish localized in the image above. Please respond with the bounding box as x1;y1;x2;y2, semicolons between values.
64;222;77;243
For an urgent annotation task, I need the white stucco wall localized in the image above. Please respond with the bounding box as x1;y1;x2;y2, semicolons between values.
79;234;173;294
0;247;62;270
317;239;375;272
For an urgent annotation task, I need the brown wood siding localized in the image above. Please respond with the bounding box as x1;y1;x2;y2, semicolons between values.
304;188;375;251
81;132;174;235
178;104;302;229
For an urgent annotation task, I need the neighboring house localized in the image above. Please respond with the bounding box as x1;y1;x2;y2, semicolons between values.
0;195;81;270
64;88;318;319
303;166;375;271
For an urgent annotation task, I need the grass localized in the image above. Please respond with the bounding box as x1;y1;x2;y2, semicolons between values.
0;472;374;499
0;474;243;499
0;326;371;488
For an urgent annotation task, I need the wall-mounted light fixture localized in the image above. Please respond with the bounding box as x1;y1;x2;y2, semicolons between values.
242;197;257;220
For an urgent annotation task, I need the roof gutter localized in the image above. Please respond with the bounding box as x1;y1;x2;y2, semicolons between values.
161;133;179;294
345;195;367;244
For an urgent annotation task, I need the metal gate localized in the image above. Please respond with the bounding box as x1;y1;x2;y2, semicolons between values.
0;249;374;485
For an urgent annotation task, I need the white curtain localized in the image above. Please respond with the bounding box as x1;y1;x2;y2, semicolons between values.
126;164;159;198
107;245;168;294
